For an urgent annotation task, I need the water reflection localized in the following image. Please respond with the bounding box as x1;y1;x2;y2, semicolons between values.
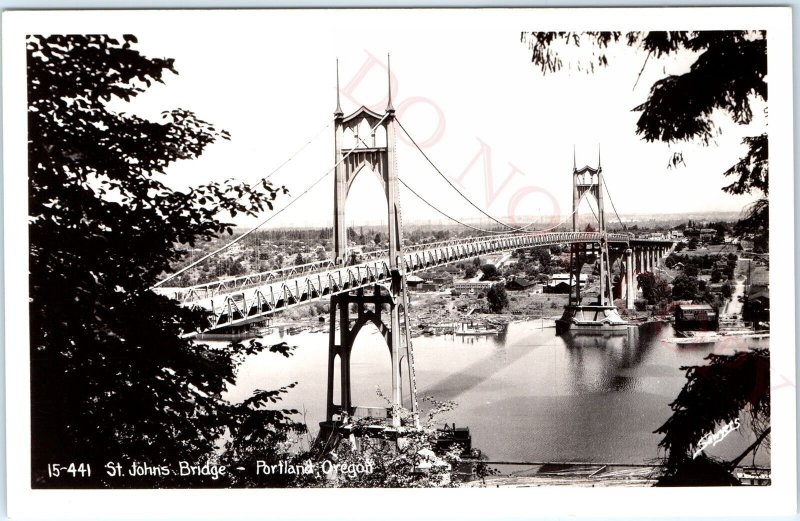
561;326;647;393
227;319;769;465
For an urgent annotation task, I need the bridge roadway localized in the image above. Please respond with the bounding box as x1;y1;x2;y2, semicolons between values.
155;231;673;331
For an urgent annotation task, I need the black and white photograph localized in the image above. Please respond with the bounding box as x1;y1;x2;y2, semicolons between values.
3;6;796;519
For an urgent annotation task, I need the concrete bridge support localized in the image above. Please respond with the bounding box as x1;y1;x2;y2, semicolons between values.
326;283;415;428
625;248;635;309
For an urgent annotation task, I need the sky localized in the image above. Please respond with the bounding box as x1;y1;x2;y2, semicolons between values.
105;10;766;230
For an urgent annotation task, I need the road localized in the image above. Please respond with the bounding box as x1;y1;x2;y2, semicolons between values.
724;258;751;316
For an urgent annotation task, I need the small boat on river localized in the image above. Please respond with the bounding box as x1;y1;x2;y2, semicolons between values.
455;321;500;336
664;330;770;345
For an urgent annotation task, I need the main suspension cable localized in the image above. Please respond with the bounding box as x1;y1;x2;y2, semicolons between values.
600;174;627;231
400;175;586;236
259;120;332;184
396;117;542;233
398;178;510;234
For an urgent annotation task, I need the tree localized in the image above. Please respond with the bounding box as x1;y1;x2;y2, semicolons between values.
654;349;770;486
710;269;722;284
464;265;477;279
27;35;300;487
637;272;672;305
479;264;500;281
486;285;509;313
522;31;768;249
671;274;700;301
683;262;699;277
295;252;305;265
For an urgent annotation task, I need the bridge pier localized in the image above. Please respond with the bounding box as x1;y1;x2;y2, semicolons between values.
326;284;416;428
625;248;635;309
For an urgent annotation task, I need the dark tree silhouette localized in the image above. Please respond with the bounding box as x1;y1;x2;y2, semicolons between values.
486;285;509;313
479;264;500;281
28;35;300;488
654;349;770;486
671;274;700;301
637;272;671;305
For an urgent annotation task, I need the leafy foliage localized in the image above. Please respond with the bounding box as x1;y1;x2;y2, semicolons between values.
486;285;509;313
479;263;500;280
304;395;474;488
654;349;770;484
28;34;298;487
735;197;769;252
636;272;671;305
671;274;700;301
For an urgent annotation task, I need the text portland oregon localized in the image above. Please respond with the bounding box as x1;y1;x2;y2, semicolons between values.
29;30;771;488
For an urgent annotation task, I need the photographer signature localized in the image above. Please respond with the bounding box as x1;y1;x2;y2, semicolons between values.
693;419;741;459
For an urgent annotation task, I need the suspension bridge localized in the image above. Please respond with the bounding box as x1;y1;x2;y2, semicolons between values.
153;60;673;428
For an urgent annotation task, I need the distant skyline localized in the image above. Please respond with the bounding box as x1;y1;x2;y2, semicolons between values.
97;12;765;230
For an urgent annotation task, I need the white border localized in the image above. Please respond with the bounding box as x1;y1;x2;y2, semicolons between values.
3;7;795;519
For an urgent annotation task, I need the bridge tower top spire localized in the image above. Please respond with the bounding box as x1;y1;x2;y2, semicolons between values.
597;144;602;171
334;59;343;118
386;53;395;113
573;144;576;172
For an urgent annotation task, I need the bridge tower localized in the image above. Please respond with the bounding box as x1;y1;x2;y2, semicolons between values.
325;59;417;430
568;150;614;307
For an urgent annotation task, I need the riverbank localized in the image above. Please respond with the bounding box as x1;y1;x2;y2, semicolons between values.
254;288;670;337
466;463;770;487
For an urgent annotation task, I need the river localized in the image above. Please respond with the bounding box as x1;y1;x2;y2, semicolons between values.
222;319;769;466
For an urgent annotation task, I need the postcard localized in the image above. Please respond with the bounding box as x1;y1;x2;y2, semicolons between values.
3;6;795;519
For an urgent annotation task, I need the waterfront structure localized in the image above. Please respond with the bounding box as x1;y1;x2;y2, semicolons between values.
674;304;719;331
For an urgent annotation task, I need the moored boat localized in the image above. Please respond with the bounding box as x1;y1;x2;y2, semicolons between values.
455;321;500;336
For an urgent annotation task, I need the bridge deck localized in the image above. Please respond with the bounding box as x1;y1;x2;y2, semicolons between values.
155;231;672;330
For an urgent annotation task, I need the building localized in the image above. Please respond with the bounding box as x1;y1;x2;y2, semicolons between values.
440;265;462;275
406;275;425;289
505;277;535;291
674;304;718;331
453;280;500;293
742;289;770;327
420;271;454;287
544;273;588;294
699;228;717;241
